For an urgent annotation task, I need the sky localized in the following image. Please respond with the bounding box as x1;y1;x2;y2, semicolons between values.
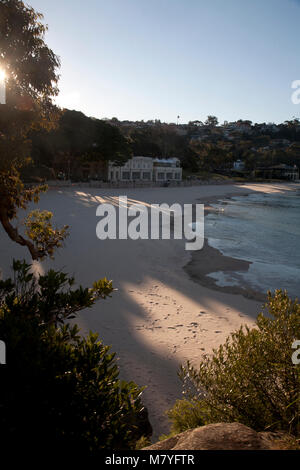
28;0;300;124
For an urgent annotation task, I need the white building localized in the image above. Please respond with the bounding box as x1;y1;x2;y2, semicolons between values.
108;156;182;182
152;158;182;182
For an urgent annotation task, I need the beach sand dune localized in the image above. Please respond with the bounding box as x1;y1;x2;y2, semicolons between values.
0;182;297;438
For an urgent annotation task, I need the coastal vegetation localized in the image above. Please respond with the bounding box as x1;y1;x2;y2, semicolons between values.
1;0;299;453
164;290;300;440
0;0;67;259
26;113;300;181
0;0;129;258
0;0;151;452
29;109;131;181
0;260;151;453
111;117;300;176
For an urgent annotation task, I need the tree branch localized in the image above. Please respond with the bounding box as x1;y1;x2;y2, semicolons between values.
0;208;41;260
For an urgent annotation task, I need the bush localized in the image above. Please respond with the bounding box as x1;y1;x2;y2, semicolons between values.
174;291;300;436
0;260;152;454
163;398;208;437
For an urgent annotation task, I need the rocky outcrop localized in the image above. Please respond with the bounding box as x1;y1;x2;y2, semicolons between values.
142;422;293;450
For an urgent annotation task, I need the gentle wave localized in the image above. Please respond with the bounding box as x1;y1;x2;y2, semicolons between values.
201;191;300;298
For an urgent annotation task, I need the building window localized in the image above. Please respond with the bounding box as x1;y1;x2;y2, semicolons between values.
132;171;141;180
174;172;181;180
166;173;173;179
143;172;151;180
157;172;165;180
122;171;130;180
110;171;114;180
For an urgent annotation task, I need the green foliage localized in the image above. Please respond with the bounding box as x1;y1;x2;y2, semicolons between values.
134;435;152;449
0;0;66;260
128;124;186;159
174;291;300;436
32;109;131;163
205;115;219;127
189;141;234;171
0;0;60;111
24;209;69;258
165;399;208;435
0;260;151;453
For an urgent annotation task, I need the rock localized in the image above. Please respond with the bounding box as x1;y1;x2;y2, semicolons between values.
142;422;276;450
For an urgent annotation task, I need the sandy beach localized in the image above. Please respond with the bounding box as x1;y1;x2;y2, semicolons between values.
0;181;298;439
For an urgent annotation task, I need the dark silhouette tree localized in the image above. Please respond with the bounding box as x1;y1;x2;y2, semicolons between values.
205;115;219;127
0;0;67;259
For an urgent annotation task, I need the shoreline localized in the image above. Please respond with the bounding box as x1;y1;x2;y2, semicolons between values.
0;181;298;439
184;238;266;302
183;183;299;303
184;191;266;302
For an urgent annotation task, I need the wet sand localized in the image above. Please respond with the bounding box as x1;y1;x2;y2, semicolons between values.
184;238;266;302
0;181;298;439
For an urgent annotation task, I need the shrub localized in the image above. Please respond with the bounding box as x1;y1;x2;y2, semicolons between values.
164;398;208;437
134;435;152;449
174;290;300;436
0;260;152;454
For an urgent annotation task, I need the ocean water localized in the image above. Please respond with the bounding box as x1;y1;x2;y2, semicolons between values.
203;189;300;299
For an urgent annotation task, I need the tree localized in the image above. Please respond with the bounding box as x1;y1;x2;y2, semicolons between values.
189;141;233;171
0;1;152;453
175;291;300;437
30;109;131;176
0;0;67;260
181;148;200;173
205;115;218;127
0;260;152;453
